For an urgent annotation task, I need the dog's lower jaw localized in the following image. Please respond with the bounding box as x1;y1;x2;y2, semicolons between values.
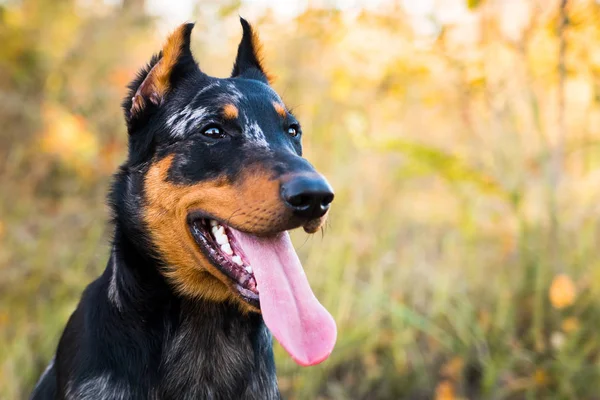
33;228;281;400
169;269;261;315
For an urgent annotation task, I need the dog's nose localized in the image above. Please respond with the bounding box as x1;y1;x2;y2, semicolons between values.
281;174;334;219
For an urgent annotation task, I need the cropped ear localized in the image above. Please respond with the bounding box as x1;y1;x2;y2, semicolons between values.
123;23;199;130
231;17;273;84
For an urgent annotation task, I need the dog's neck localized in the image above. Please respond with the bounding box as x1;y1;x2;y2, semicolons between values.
97;226;280;399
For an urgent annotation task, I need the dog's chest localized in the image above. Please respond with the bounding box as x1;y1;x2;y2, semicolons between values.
157;313;280;400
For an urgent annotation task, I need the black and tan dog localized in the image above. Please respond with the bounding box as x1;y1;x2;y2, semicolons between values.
31;19;336;400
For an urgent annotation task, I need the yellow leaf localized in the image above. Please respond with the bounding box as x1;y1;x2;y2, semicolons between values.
534;368;549;387
441;357;464;381
478;309;491;331
435;380;456;400
0;311;8;326
562;317;580;333
549;274;577;309
467;0;484;10
40;103;98;177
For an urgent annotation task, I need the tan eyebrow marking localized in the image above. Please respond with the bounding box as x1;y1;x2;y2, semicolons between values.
222;104;239;119
272;101;287;118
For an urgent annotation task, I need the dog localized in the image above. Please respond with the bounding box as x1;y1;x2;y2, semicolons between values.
31;18;336;400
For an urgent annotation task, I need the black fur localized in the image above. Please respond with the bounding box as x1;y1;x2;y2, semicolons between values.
231;18;270;83
31;229;279;399
29;18;326;400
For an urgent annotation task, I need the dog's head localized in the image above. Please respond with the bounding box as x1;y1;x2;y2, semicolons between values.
116;19;336;364
120;19;332;306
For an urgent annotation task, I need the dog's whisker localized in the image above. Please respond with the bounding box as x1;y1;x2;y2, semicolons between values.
298;234;311;250
225;208;243;226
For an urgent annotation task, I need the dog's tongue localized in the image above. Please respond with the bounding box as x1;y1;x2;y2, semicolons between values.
229;230;336;366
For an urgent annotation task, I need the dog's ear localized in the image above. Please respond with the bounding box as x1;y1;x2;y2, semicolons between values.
231;18;273;84
124;23;199;130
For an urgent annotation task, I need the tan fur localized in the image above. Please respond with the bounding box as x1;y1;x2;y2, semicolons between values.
143;155;295;311
131;24;190;115
222;104;239;119
154;24;189;94
248;25;275;84
272;102;286;118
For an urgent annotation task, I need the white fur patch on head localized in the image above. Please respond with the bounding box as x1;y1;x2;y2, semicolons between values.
245;120;269;148
167;105;208;137
212;83;244;109
225;82;244;103
165;82;245;138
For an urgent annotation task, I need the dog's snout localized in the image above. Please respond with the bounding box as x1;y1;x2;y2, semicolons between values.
281;174;334;219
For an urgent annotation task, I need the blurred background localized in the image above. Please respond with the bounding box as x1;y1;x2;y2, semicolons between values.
1;0;600;398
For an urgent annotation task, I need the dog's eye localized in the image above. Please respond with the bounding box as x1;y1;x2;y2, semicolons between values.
202;126;226;139
287;125;300;138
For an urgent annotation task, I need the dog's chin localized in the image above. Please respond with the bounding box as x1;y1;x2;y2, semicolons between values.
302;213;328;234
187;213;327;310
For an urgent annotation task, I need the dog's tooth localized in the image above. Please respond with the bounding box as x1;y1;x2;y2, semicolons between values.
216;234;229;245
221;243;233;255
232;255;243;266
210;220;218;227
213;226;226;240
245;265;253;274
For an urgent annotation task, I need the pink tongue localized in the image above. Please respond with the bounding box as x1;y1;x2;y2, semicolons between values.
229;230;337;366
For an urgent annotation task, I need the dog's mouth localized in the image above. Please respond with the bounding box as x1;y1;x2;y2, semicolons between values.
187;214;337;367
190;218;260;307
